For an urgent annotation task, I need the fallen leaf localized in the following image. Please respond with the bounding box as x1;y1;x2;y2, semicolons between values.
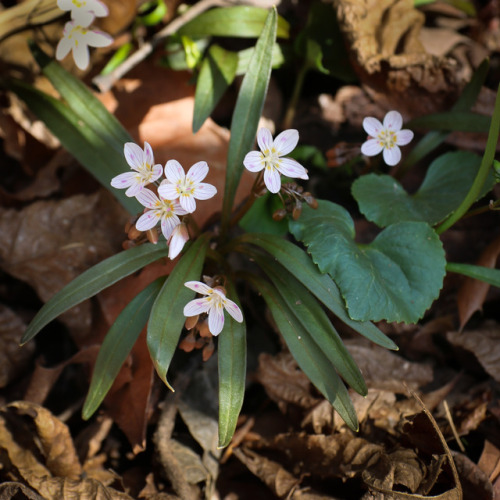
478;440;500;484
452;451;494;500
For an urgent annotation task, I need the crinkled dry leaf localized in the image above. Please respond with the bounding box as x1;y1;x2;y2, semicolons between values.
446;323;500;382
452;451;494;500
457;235;500;330
0;304;34;387
0;482;45;500
257;352;320;412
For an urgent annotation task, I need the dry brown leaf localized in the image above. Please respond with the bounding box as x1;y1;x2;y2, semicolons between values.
457;234;500;330
257;352;320;412
0;304;34;387
446;322;500;382
478;440;500;484
0;482;45;500
419;27;470;58
452;451;494;500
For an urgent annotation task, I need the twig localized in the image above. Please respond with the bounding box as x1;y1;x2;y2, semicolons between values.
443;399;466;453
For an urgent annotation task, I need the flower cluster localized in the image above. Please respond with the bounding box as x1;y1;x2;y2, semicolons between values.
56;0;112;70
111;142;217;259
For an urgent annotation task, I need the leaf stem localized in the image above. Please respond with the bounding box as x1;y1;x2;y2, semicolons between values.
282;63;308;130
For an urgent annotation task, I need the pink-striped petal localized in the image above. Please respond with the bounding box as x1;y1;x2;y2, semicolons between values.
187;161;209;183
125;182;143;197
110;171;136;189
184;297;211;316
193;183;217;200
383;146;401;166
160;214;180;240
243;151;265;172
164;160;185;183
55;36;72;60
362;117;383;137
72;43;90;70
264;167;281;194
168;224;189;259
82;29;112;48
72;9;94;27
124;142;145;170
257;128;274;153
158;183;178;201
276;158;308;180
135;188;160;208
180;194;196;214
361;139;384;157
208;306;225;336
136;211;160;231
151;164;163;182
184;281;213;294
383;111;403;131
143;142;154;167
395;129;414;146
273;129;299;156
224;298;243;323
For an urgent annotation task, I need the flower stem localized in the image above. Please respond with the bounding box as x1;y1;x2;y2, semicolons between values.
435;84;500;235
282;64;309;130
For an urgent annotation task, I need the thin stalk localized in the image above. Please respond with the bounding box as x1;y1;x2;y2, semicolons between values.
436;84;500;235
282;64;309;130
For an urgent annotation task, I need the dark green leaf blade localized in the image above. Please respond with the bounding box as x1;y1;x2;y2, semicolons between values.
217;280;246;448
147;235;209;390
82;277;165;420
221;7;277;233
22;243;169;344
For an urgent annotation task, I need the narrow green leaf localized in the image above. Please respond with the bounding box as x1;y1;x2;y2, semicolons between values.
235;43;284;76
8;79;140;215
179;6;288;39
236;233;397;349
22;243;169;344
407;111;491;133
289;201;446;323
217;280;246;448
255;256;366;396
238;194;288;236
447;262;500;288
82;277;165;420
247;274;358;431
193;45;238;133
147;235;209;390
221;8;277;234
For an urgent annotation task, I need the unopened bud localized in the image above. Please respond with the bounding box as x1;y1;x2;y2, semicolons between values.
303;193;318;209
128;225;142;240
198;319;212;338
146;229;158;244
179;332;196;353
122;240;136;250
185;315;199;330
292;201;302;220
272;208;287;221
202;339;215;361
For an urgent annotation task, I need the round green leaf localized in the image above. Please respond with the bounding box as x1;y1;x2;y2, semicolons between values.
289;201;446;323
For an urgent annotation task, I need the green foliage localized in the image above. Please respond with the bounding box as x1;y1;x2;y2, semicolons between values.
289;201;446;323
353;151;495;227
82;277;165;420
21;244;170;345
239;194;289;236
447;263;500;288
147;235;209;390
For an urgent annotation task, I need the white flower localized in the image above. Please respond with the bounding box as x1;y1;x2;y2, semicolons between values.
56;20;112;70
361;111;414;166
243;128;308;194
158;160;217;213
168;223;189;259
183;282;243;336
57;0;109;27
135;188;188;241
110;142;163;197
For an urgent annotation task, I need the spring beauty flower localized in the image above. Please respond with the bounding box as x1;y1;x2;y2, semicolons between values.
361;111;414;166
57;0;109;27
158;160;217;213
135;188;188;241
183;282;243;336
168;223;189;259
243;128;308;194
56;20;112;70
110;142;163;197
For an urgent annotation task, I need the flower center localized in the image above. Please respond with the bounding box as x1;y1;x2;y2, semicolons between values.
176;178;195;196
160;199;175;216
262;149;279;169
377;130;397;149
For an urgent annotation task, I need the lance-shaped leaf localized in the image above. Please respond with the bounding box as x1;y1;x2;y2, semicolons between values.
235;233;396;350
407;112;490;133
217;279;246;448
22;244;169;344
147;235;209;390
289;201;446;323
447;262;500;288
353;151;495;227
221;7;277;233
255;255;366;396
82;277;165;420
247;274;358;431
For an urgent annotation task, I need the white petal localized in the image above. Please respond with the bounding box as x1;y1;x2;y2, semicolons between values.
224;298;243;323
158;183;178;201
180;194;196;213
243;151;265;172
125;183;143;197
55;37;72;61
383;111;403;131
72;43;90;70
82;29;113;48
164;160;185;183
57;0;72;10
151;164;164;182
362;117;383;137
257;128;273;153
276;158;308;180
264;167;281;194
173;202;189;216
168;224;189;259
193;183;217;200
144;142;154;167
135;188;160;208
136;211;160;231
395;129;414;146
273;129;299;156
361;139;384;157
184;281;213;295
187;161;208;183
208;306;225;336
72;10;95;27
110;172;136;189
124;142;145;170
383;146;401;166
160;214;180;240
184;297;211;316
89;0;109;17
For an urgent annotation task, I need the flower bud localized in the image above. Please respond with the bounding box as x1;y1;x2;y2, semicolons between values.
128;225;142;240
292;201;302;220
272;208;287;221
146;229;158;244
185;315;199;330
